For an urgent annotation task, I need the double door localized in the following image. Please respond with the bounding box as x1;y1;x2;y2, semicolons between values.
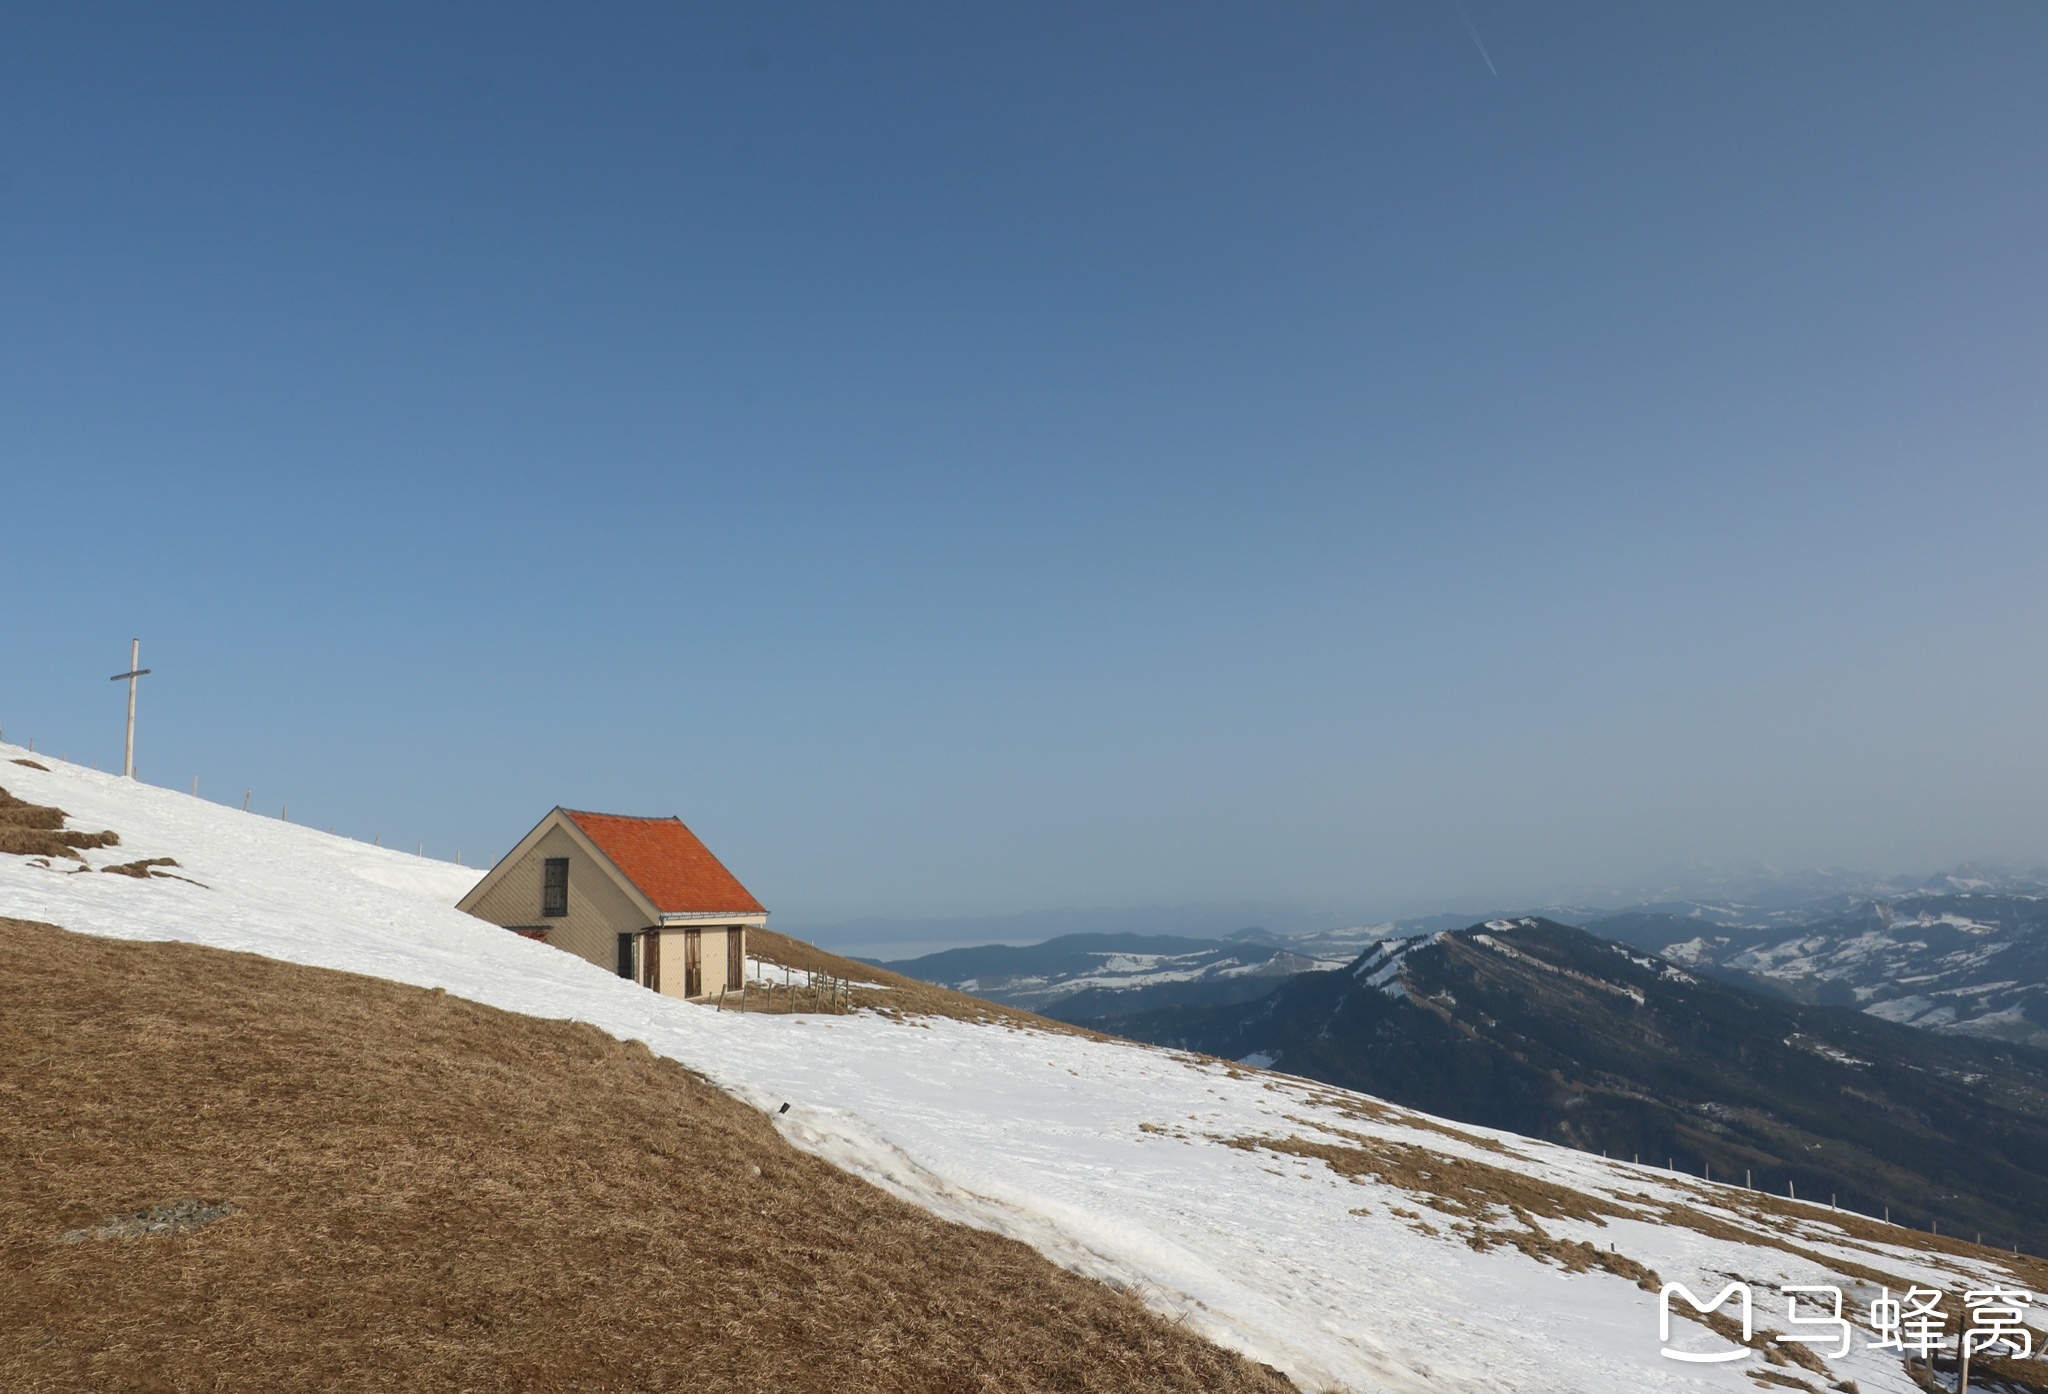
629;926;708;997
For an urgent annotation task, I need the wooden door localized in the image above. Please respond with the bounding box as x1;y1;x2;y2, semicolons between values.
642;929;660;993
684;929;702;998
727;930;744;992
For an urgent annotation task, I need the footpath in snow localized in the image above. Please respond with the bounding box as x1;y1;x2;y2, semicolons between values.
1;749;2037;1394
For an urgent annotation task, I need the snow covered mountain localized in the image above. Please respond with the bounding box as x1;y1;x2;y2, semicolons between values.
871;927;1373;1018
1590;895;2048;1049
1093;916;2048;1256
1537;862;2048;924
3;747;2043;1394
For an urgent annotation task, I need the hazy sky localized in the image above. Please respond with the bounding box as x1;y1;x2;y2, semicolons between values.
3;3;2045;934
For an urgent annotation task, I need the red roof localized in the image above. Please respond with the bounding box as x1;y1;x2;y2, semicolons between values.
564;810;766;916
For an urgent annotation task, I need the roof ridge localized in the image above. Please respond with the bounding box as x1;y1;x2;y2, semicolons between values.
559;807;682;822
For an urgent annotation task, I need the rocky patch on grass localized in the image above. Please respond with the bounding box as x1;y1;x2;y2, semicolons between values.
57;1201;238;1244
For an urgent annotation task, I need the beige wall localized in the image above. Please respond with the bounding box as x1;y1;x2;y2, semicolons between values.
647;926;746;999
465;825;651;978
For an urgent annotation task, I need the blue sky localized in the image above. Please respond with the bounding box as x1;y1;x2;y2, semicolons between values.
3;3;2045;939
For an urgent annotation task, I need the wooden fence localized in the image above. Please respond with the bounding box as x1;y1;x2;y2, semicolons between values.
715;968;852;1015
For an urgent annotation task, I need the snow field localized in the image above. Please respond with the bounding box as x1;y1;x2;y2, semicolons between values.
0;749;2036;1394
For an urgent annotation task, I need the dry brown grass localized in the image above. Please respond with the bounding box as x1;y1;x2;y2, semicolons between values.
1964;1351;2048;1393
0;918;1296;1394
0;786;119;860
1222;1129;1664;1292
746;928;1101;1036
12;758;50;770
1281;1087;1512;1154
1226;1127;1614;1227
97;857;180;880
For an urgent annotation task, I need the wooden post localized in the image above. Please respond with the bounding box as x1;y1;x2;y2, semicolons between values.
109;639;151;779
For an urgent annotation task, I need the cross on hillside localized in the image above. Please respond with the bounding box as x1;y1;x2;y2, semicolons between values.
109;638;150;779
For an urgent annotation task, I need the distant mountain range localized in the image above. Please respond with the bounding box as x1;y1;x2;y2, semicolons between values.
1523;860;2048;919
867;927;1376;1018
804;861;2048;958
880;888;2048;1252
1078;917;2048;1254
796;902;1352;959
880;880;2048;1049
1586;894;2048;1049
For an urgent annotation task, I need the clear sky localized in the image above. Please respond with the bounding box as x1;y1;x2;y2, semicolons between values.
4;3;2045;938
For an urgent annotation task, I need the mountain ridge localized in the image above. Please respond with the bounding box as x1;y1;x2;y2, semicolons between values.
1082;916;2048;1255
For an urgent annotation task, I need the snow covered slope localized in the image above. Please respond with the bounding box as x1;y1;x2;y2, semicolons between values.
2;748;2040;1394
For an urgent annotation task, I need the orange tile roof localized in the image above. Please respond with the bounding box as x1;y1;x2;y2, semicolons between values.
564;810;766;916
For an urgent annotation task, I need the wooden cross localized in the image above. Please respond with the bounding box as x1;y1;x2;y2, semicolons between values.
109;638;150;779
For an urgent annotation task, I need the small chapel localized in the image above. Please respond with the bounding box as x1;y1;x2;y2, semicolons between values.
458;807;765;999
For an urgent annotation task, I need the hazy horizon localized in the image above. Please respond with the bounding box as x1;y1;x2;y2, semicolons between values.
785;854;2048;958
6;4;2045;927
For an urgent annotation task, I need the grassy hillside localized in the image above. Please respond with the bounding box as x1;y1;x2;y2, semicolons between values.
0;918;1289;1394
